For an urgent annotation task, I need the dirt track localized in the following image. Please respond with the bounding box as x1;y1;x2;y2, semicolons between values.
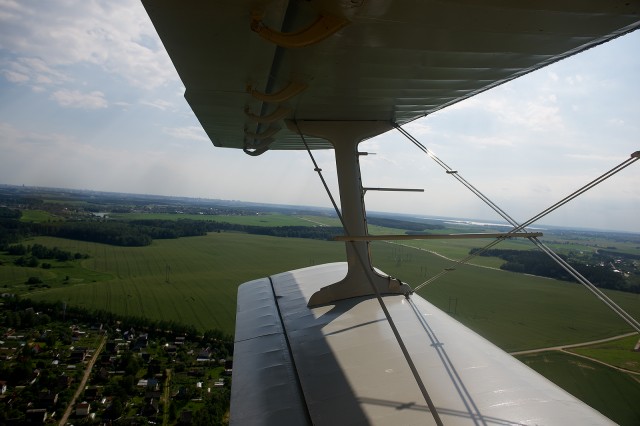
59;335;107;425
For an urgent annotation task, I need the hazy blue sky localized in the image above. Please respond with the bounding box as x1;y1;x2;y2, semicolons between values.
1;1;639;232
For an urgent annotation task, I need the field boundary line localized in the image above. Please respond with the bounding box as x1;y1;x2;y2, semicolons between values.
511;332;640;375
510;331;638;356
385;241;503;271
558;348;640;376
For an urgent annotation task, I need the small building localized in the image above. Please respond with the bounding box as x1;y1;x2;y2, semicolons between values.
38;390;58;408
196;350;210;362
25;408;47;424
58;374;73;388
76;401;91;416
142;398;159;416
0;347;16;361
105;341;117;353
84;386;102;401
70;348;88;363
132;335;148;351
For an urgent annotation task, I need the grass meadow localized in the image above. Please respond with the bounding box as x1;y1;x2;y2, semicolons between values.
20;233;343;334
369;241;640;351
18;209;64;223
6;231;637;352
567;334;640;373
110;212;317;226
517;351;640;426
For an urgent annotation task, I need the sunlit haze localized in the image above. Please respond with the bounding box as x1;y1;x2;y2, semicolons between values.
1;1;639;232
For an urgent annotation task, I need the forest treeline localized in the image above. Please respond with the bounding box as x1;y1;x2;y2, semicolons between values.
0;211;344;247
470;248;638;293
367;216;444;231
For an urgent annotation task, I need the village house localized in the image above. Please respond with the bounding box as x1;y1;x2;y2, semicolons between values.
25;408;47;424
70;347;88;363
76;401;91;416
38;390;58;408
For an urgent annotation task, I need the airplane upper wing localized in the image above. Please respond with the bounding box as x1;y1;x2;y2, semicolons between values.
142;0;640;151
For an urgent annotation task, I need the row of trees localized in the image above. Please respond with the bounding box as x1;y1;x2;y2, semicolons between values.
8;243;87;261
4;218;344;247
470;248;637;293
2;205;440;249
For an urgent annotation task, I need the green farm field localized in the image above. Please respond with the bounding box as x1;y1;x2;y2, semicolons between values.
369;241;640;352
567;334;640;373
9;231;638;352
517;351;640;426
19;209;64;223
110;212;317;226
21;233;344;334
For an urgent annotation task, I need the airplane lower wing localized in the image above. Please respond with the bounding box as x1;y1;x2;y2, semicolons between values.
232;263;614;425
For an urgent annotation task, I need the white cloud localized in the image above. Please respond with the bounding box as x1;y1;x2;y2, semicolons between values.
50;89;107;109
141;99;174;111
1;69;28;83
1;57;71;87
565;74;585;86
606;118;625;126
0;0;176;90
162;126;209;141
0;122;75;151
404;121;433;136
565;153;629;163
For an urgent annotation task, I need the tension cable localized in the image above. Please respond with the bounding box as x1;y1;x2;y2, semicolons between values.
396;123;640;332
294;121;347;231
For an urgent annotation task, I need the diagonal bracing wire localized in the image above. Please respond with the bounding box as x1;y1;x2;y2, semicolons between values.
395;123;640;333
413;150;640;294
294;122;444;425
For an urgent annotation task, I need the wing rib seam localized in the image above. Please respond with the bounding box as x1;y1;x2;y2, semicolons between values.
268;275;313;425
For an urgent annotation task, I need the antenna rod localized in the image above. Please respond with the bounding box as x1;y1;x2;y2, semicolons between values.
363;187;424;193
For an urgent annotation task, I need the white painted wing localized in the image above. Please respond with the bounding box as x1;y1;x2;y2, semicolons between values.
231;263;615;425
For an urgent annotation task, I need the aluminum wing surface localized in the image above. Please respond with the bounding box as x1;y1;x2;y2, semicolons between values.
232;263;616;425
142;0;640;153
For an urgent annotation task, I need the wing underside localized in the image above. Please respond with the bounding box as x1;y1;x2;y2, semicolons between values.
143;0;640;151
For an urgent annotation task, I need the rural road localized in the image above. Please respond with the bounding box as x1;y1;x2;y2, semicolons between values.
59;334;107;426
509;332;640;375
509;331;639;356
